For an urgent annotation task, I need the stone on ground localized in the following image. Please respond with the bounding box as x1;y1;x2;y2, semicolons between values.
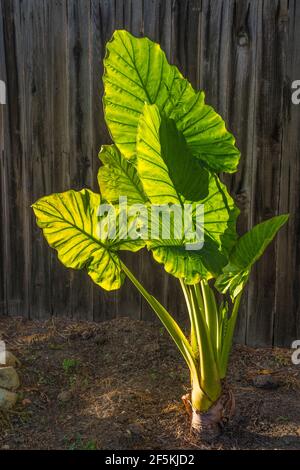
0;366;20;391
0;388;18;409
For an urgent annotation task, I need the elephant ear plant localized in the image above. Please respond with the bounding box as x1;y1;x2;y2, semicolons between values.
32;31;288;440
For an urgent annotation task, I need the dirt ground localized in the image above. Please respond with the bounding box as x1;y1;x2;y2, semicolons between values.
0;316;299;450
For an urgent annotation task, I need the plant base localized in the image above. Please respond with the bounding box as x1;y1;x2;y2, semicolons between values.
182;384;235;441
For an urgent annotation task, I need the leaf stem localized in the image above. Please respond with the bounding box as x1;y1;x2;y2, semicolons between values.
120;261;200;383
200;280;219;366
179;279;198;357
188;284;221;404
219;291;242;378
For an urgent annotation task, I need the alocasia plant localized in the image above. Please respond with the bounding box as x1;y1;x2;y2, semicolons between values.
32;31;288;439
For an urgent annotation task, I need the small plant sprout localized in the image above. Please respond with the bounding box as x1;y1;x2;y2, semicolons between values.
62;358;79;375
32;31;289;440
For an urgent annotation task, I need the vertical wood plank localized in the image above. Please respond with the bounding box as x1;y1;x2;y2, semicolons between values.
24;0;53;319
246;0;288;346
91;0;118;322
224;0;258;343
274;0;300;346
48;0;72;319
1;0;29;317
221;0;261;343
0;0;7;315
67;0;94;320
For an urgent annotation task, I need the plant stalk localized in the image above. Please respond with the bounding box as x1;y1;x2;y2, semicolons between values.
188;284;221;407
179;280;198;357
219;291;242;378
120;260;211;406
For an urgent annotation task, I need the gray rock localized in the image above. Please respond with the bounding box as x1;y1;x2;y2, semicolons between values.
0;366;20;391
7;351;21;367
252;374;279;390
0;388;18;409
1;351;21;368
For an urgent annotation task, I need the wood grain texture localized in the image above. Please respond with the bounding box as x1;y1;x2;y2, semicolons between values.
1;0;28;317
0;0;7;315
0;0;299;346
49;0;72;319
273;0;300;346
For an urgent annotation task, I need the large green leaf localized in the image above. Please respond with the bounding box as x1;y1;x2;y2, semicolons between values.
98;144;147;205
170;91;240;173
103;30;240;173
149;240;224;284
136;104;239;283
215;214;289;299
32;189;143;291
199;174;239;257
103;30;193;160
136;103;209;203
136;104;180;205
171;91;240;173
159;110;209;201
148;216;231;284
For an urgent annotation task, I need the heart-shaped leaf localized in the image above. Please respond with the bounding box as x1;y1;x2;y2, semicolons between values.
135;104;238;283
171;91;240;173
32;189;143;291
103;30;240;173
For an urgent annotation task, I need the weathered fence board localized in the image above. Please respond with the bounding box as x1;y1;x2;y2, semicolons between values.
274;0;300;346
0;0;299;346
0;0;6;317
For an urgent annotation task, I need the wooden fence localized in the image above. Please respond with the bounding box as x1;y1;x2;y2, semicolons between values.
0;0;299;346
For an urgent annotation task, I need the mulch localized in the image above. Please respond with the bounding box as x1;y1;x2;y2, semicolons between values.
0;316;299;450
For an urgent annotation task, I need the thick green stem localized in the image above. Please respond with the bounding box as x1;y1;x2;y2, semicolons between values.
180;280;198;357
120;261;211;406
193;283;205;315
219;292;242;378
188;285;221;408
200;280;219;358
121;261;222;413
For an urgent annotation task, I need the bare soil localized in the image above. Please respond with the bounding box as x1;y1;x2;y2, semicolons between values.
0;316;299;450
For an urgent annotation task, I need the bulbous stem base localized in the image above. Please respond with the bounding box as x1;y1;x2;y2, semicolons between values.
182;383;235;442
